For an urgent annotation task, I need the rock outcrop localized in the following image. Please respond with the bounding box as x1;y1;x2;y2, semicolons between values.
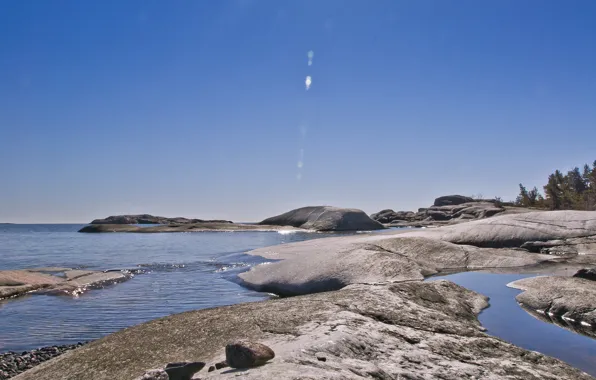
370;195;524;227
259;206;384;231
508;275;596;337
0;269;134;300
90;215;233;225
12;281;592;380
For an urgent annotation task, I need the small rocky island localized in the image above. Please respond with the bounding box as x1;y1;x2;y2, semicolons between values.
78;207;385;233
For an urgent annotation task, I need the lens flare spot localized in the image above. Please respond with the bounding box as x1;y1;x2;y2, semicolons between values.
307;50;314;66
305;76;312;90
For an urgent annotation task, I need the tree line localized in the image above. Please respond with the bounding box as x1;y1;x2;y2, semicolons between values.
516;160;596;210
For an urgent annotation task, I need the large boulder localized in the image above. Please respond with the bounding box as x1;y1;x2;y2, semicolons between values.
259;206;384;231
11;281;591;380
433;195;475;207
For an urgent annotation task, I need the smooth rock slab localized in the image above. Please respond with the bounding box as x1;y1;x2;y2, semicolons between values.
225;341;275;368
240;235;555;296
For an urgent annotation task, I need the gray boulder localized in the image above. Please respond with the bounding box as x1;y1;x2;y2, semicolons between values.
259;206;384;231
225;341;275;368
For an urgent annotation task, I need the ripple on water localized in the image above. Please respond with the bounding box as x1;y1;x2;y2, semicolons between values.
0;226;326;352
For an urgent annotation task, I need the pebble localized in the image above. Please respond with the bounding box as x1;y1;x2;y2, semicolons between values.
225;341;275;369
0;342;87;379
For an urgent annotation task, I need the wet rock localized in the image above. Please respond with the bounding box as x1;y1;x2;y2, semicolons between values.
163;361;204;380
574;268;596;281
1;268;136;301
259;206;384;231
225;341;275;368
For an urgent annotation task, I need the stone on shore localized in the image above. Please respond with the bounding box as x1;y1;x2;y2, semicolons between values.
11;281;592;380
225;341;275;368
259;206;384;231
163;361;205;380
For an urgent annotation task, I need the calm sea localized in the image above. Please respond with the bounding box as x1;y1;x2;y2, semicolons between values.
0;224;325;352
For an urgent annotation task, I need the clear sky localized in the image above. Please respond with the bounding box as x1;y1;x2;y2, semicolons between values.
1;0;596;223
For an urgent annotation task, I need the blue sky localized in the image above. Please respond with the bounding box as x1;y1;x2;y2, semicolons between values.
1;0;596;223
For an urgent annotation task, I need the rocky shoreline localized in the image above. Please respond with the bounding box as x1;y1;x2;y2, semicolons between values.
0;343;87;380
8;200;596;379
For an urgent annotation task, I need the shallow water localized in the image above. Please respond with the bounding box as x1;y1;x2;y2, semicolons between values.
0;224;327;352
428;272;596;377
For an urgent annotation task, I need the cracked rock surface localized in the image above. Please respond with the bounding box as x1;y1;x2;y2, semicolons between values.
12;281;594;380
